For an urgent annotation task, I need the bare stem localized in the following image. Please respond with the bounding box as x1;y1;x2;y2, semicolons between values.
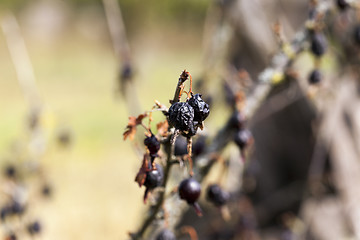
1;11;40;108
170;70;189;104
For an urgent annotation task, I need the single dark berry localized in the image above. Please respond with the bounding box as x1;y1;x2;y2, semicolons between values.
4;165;16;179
234;129;252;150
337;0;349;10
310;32;327;57
144;164;163;190
168;102;196;135
120;63;132;81
42;184;52;197
354;25;360;45
155;229;177;240
57;129;72;146
144;134;160;157
187;94;210;122
143;164;163;202
10;201;25;216
193;135;207;157
174;136;188;156
27;221;41;235
228;111;246;130
308;69;322;84
179;178;201;204
206;184;230;207
1;206;10;222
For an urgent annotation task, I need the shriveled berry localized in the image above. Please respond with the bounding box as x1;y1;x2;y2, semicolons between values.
174;136;188;156
206;184;230;207
337;0;349;10
168;102;196;135
144;164;163;190
234;129;252;150
188;94;210;122
354;25;360;45
311;32;327;57
155;229;176;240
179;178;201;204
144;134;160;157
27;221;41;235
308;69;322;84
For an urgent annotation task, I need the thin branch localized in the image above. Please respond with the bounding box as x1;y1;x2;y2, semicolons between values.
1;11;41;108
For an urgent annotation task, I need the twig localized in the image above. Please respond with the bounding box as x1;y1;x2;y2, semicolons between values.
1;11;41;108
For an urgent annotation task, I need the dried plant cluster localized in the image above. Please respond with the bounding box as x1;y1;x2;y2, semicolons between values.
120;0;360;239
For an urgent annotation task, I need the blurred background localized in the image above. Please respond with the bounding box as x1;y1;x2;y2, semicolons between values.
2;0;360;239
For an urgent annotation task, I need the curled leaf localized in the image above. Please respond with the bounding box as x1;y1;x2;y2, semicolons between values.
123;113;148;140
135;154;150;187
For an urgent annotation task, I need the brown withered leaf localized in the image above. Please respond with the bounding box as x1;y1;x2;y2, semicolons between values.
135;154;149;187
157;120;169;137
123;113;148;140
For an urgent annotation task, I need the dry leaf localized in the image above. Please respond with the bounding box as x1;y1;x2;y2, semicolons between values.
123;113;148;140
157;120;169;137
134;154;150;187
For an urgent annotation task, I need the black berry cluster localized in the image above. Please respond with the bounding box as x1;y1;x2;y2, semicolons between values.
1;201;26;222
155;229;177;240
206;184;230;207
168;94;210;137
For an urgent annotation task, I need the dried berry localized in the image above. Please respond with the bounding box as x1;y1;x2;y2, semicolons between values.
310;32;327;57
206;184;230;207
144;134;160;157
337;0;349;10
234;129;252;150
188;94;210;122
354;25;360;46
179;178;201;204
27;221;41;235
155;229;177;240
168;102;196;136
308;69;322;84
